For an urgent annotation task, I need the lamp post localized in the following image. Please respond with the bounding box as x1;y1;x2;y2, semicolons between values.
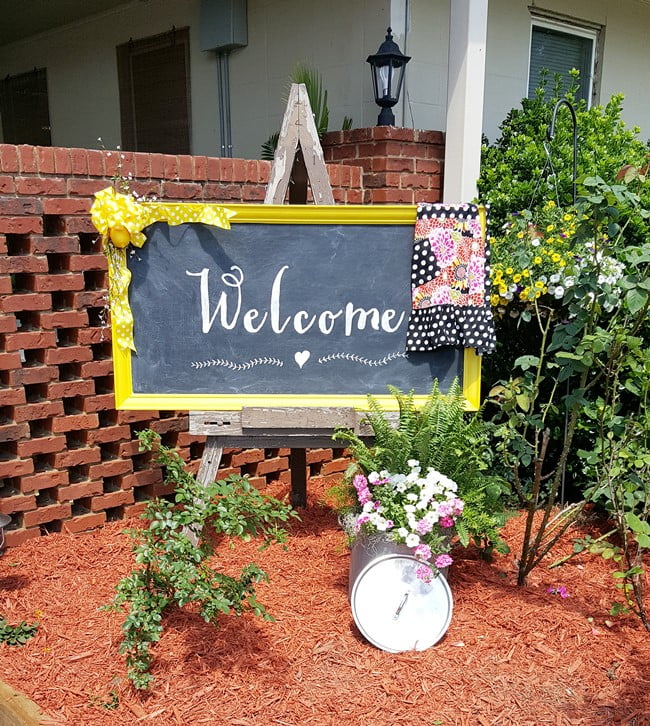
367;27;411;126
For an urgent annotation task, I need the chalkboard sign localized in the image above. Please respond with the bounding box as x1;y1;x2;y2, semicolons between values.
111;204;481;410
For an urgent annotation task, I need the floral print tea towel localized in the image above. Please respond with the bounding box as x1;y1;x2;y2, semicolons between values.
406;203;496;355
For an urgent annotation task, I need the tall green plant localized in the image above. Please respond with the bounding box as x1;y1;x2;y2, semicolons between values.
107;430;298;689
333;381;509;556
261;63;352;160
489;170;650;606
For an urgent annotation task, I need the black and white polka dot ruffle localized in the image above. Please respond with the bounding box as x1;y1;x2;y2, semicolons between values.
406;203;496;356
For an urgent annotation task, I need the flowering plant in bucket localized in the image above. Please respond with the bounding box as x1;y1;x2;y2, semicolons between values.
331;381;508;563
351;460;464;580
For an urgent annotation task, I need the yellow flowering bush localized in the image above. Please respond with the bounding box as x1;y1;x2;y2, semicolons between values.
490;201;579;315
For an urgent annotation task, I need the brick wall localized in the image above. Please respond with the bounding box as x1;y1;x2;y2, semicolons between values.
0;132;445;548
322;127;444;204
0;144;366;547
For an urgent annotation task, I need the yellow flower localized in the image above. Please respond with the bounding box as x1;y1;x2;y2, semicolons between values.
546;200;556;208
522;269;530;277
535;290;541;298
506;267;514;275
490;294;500;306
552;253;561;263
546;224;555;232
533;256;542;265
559;260;566;267
534;280;544;289
513;273;522;283
563;214;573;222
498;283;507;294
517;231;524;239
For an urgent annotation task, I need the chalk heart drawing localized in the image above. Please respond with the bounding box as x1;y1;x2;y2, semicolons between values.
295;350;310;368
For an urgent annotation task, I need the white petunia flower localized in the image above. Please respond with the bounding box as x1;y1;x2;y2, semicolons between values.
405;533;420;548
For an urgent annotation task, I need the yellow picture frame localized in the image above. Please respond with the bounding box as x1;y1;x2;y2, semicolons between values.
110;204;483;411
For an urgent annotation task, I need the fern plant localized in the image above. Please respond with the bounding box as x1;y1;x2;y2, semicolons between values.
332;381;509;556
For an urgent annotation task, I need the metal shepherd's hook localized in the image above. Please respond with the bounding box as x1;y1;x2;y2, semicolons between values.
546;98;578;508
547;99;578;206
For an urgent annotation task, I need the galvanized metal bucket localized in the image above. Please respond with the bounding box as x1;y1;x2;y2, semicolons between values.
348;532;453;652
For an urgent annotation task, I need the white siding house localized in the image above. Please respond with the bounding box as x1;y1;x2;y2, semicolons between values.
0;0;648;159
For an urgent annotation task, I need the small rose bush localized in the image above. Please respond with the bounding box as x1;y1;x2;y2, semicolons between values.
351;460;464;580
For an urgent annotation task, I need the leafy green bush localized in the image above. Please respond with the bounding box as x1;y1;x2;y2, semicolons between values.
480;76;650;407
479;74;650;626
488;171;650;621
107;430;298;689
479;73;650;234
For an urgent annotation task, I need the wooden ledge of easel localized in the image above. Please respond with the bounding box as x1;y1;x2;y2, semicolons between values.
189;408;399;444
189;407;375;438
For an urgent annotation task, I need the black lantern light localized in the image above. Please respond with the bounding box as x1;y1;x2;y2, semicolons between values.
367;27;411;126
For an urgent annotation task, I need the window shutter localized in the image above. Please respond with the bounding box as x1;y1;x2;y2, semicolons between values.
0;68;51;145
528;26;593;103
117;28;191;155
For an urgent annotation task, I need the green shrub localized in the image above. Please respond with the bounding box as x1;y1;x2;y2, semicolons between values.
479;72;650;235
107;430;298;689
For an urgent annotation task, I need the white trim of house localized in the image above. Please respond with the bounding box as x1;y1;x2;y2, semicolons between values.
443;0;488;204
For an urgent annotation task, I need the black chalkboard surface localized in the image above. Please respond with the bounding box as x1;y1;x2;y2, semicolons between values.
112;205;480;410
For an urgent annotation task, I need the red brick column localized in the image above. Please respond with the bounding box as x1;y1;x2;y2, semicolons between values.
322;127;445;204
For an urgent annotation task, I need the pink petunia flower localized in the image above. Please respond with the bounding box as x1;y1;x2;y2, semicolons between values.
415;564;434;583
434;554;453;569
547;586;569;598
414;543;432;561
355;513;370;532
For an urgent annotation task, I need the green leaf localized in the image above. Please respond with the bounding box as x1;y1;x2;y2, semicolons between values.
634;533;650;548
625;512;650;535
626;288;648;314
515;355;539;370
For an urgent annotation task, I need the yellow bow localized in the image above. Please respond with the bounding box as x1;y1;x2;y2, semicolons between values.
90;187;235;352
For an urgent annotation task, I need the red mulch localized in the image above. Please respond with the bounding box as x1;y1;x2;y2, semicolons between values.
1;478;648;726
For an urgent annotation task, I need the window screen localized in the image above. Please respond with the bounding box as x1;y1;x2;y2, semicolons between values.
0;68;51;145
117;28;191;154
528;24;594;104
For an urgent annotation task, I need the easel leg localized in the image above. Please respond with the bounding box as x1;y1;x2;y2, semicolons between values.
183;437;224;546
197;438;224;486
289;448;308;508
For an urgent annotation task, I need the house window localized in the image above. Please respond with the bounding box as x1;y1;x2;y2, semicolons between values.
528;19;597;105
117;28;191;154
0;68;51;145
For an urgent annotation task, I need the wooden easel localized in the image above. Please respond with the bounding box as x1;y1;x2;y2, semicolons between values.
189;84;355;511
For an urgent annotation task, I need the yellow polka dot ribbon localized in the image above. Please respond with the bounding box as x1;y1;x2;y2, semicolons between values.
90;187;236;352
